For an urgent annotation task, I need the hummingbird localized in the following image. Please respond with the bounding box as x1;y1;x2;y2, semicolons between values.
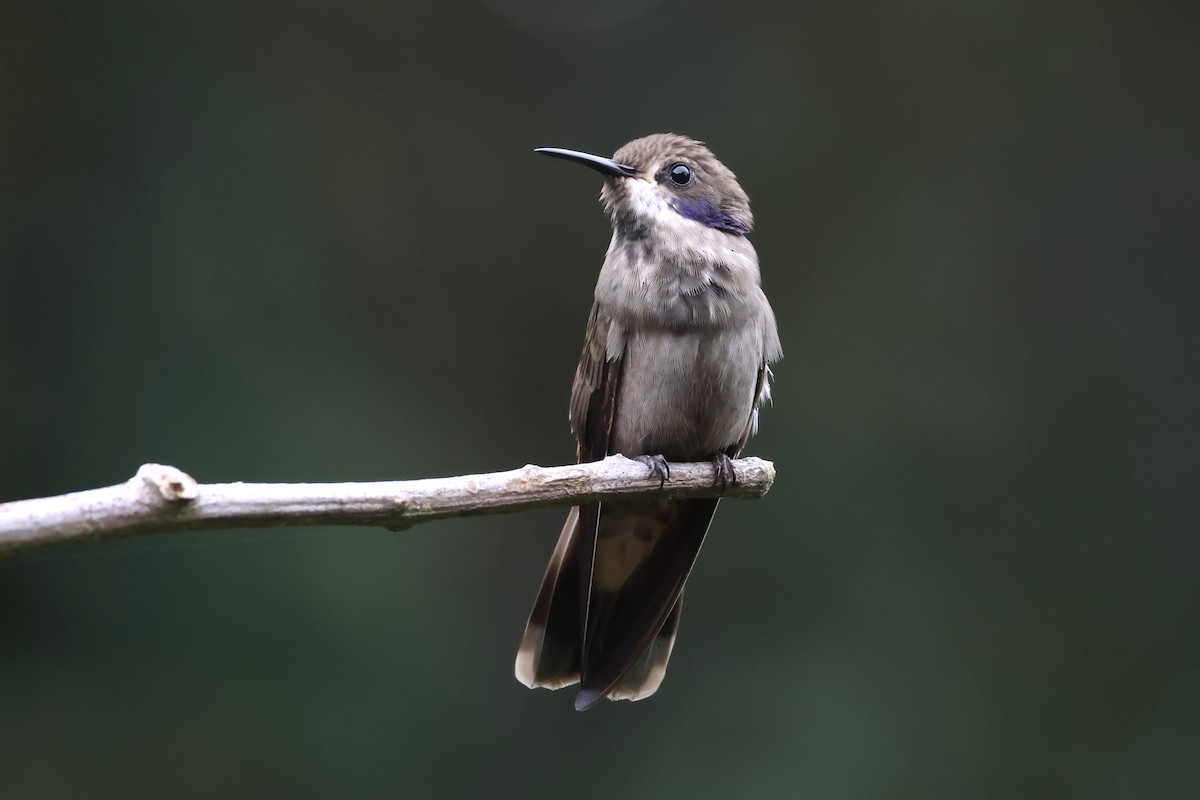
515;133;782;710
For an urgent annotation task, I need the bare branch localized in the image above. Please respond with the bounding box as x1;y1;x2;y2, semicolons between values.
0;456;775;556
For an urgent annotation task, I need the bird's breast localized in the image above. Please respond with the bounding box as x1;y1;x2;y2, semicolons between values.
609;324;761;461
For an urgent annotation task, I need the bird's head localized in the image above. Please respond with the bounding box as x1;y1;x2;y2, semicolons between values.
536;133;753;238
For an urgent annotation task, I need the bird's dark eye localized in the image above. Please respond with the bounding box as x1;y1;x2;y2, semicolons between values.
667;163;693;186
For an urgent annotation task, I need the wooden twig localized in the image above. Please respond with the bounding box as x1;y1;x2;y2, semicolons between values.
0;456;775;556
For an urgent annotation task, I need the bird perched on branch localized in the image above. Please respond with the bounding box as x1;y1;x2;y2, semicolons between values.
515;134;782;710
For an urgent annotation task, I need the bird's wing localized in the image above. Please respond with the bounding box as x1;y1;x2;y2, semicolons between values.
732;359;774;456
567;304;625;694
569;303;622;462
515;304;622;690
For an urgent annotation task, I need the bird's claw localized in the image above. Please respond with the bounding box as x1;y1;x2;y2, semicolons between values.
636;454;671;488
713;453;737;491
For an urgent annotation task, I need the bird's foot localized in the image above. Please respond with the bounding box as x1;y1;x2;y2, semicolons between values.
636;454;671;488
713;453;737;491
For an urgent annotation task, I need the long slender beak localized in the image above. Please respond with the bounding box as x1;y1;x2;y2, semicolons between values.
535;147;637;178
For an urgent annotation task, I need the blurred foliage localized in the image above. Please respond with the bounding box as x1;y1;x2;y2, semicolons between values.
1;0;1198;797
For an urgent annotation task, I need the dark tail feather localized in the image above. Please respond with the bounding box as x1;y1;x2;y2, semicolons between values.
576;498;719;707
586;594;683;707
517;499;717;709
514;506;585;689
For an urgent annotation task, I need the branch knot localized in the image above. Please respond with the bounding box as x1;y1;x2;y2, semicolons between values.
136;464;199;503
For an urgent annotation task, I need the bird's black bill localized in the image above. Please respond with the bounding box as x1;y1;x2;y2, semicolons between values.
535;147;637;178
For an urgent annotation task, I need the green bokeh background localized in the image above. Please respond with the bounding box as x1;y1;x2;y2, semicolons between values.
2;1;1198;797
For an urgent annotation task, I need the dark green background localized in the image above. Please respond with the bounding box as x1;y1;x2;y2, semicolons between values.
2;1;1198;797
